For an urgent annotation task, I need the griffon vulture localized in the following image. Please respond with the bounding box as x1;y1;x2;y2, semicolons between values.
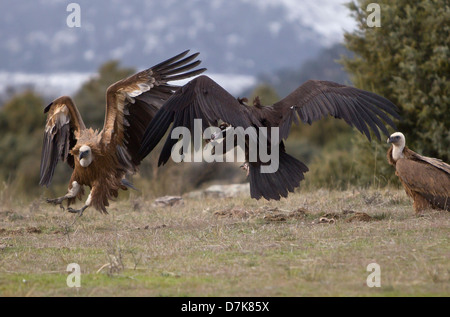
139;75;400;200
387;132;450;213
40;51;206;214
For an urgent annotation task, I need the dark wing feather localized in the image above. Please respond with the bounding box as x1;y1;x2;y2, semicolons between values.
102;50;206;173
266;80;401;141
39;96;85;186
139;75;261;166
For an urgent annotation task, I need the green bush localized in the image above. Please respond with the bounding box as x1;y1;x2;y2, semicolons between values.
343;0;449;162
0;91;45;195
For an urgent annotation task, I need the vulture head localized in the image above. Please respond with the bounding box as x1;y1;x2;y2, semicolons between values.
209;122;231;142
79;145;93;167
387;132;406;161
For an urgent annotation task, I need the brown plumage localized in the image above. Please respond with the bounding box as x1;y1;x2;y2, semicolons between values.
387;132;450;214
40;51;206;214
139;75;400;200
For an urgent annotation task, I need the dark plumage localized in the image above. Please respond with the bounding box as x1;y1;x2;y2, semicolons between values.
139;75;401;200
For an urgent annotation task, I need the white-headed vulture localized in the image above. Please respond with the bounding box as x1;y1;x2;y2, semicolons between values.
387;132;450;214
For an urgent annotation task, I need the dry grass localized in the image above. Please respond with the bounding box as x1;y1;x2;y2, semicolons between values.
0;188;448;297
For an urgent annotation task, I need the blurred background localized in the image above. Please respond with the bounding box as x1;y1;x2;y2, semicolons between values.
0;0;448;202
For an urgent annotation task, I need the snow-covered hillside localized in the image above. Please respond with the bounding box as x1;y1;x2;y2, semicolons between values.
0;0;355;75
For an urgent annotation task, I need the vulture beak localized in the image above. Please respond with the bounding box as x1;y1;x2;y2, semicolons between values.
79;150;89;160
210;131;221;141
208;124;231;143
387;137;394;144
44;102;53;114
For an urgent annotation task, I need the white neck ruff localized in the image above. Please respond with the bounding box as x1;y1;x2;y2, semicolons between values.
392;145;405;161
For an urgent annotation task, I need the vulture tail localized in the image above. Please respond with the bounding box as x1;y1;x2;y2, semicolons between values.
249;152;309;200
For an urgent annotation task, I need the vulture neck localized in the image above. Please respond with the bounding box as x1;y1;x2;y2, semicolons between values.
392;144;405;162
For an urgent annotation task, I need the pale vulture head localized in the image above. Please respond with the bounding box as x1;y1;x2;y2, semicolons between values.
79;145;93;167
387;132;406;146
387;132;406;161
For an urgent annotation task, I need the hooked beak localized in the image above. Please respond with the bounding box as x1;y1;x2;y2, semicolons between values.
79;151;89;160
208;125;231;143
387;137;394;144
210;131;221;141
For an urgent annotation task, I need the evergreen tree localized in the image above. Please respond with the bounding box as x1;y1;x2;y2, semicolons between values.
343;0;449;162
0;91;45;194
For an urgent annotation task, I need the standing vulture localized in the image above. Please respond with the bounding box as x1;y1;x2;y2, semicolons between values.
387;132;450;214
139;75;400;200
40;51;206;214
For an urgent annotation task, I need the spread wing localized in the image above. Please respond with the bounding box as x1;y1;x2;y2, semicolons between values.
265;80;401;141
101;50;206;173
39;96;85;186
138;75;261;166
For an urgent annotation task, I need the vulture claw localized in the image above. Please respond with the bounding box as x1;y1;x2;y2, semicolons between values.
67;206;88;217
46;197;65;210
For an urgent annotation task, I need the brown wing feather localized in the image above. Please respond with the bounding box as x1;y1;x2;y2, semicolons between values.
39;96;85;186
266;80;400;141
396;159;450;196
404;148;450;175
396;158;450;210
138;75;261;166
101;50;206;173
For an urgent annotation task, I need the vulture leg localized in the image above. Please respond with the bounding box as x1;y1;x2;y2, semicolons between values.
240;162;250;177
412;192;432;216
46;197;66;210
46;181;81;211
67;205;89;216
67;190;93;216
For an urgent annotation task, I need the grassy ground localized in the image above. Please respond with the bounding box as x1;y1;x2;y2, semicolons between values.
0;188;448;297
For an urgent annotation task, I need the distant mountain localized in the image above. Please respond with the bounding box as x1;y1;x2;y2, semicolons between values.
0;0;354;75
254;43;352;98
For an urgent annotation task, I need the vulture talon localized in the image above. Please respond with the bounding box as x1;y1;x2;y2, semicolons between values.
67;206;88;216
46;197;66;210
46;197;63;205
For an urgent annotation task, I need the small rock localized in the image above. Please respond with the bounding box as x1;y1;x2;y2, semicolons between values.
204;183;250;198
152;196;183;208
318;217;336;224
183;190;204;199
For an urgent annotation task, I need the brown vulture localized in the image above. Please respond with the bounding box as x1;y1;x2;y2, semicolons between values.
387;132;450;214
40;51;206;214
139;75;401;200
